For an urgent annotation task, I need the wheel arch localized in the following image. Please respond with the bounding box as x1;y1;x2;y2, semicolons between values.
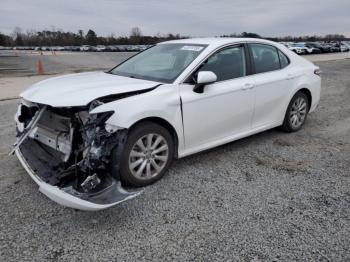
281;86;313;126
297;87;312;110
128;117;179;158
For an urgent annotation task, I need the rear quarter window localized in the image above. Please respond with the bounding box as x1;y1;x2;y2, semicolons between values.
250;43;280;74
278;50;290;69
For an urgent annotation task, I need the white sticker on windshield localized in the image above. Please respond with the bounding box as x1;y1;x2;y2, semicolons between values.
181;46;204;52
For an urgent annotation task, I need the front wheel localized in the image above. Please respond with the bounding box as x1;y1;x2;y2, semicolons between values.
114;122;174;187
281;92;309;132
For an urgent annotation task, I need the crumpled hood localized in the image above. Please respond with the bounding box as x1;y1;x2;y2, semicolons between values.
20;71;160;107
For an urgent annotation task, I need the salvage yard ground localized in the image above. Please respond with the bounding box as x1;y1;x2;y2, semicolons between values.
0;53;349;261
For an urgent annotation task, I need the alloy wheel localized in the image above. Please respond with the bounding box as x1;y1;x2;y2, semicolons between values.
128;133;169;180
289;97;307;129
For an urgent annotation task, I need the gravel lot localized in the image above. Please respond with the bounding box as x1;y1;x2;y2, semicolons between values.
0;59;349;261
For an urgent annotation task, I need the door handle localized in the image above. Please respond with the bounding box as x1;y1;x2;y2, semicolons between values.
241;83;254;90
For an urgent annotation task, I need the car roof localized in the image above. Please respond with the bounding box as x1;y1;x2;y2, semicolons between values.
160;37;278;48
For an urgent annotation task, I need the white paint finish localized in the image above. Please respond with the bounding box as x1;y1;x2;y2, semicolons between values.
20;71;160;107
15;38;322;209
196;71;217;84
308;74;321;112
251;68;295;128
90;84;186;152
18;37;321;161
180;75;255;150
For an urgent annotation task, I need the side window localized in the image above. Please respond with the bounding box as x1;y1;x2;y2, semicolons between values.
278;50;289;68
198;46;246;81
250;44;280;73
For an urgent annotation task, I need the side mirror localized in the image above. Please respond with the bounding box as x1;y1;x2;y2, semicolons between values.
193;71;217;93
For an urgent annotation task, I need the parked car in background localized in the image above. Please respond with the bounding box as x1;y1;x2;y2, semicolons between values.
306;42;331;53
63;46;71;51
295;43;321;54
63;46;80;51
95;45;106;52
340;43;349;52
343;43;350;51
12;38;321;210
72;46;81;52
115;45;124;51
13;46;30;50
80;45;91;51
320;44;333;52
105;45;118;52
51;46;65;51
327;43;341;52
284;43;306;54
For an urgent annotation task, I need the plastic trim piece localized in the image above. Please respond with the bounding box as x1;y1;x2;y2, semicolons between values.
15;149;141;211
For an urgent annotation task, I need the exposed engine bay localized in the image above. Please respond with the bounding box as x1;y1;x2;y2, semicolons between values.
11;99;140;210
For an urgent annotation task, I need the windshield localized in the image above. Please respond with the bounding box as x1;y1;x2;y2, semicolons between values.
110;43;207;83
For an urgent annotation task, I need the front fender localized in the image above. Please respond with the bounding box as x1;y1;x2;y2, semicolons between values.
90;84;185;151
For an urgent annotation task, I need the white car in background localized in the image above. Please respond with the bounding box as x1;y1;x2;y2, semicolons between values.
296;43;322;54
80;45;91;51
51;46;65;51
95;45;106;52
340;43;350;52
284;43;306;54
11;38;321;210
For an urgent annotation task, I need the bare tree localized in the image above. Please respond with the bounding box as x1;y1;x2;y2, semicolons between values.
130;27;142;37
130;27;142;45
86;29;98;45
12;26;23;45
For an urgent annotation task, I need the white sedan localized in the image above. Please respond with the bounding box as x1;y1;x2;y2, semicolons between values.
11;38;321;210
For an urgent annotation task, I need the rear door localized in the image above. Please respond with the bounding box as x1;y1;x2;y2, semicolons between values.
248;43;294;128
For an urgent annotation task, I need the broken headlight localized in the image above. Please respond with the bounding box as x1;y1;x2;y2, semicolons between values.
87;111;114;127
81;111;115;168
15;100;39;133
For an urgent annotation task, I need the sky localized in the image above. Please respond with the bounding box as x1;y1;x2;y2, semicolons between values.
1;0;349;37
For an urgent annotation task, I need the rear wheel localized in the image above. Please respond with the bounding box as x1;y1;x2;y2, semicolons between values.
115;122;174;187
281;92;309;132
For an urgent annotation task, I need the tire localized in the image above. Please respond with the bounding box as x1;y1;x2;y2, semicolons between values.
281;91;310;132
113;121;174;187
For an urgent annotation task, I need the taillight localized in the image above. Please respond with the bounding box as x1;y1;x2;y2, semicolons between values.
314;68;321;76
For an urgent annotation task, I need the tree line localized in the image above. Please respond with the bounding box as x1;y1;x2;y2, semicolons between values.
0;27;348;47
0;27;185;46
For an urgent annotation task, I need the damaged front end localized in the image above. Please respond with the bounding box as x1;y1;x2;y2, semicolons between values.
11;99;141;211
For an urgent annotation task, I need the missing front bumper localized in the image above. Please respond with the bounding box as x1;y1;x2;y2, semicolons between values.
16;144;141;211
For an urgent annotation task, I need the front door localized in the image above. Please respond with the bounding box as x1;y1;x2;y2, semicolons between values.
180;44;255;152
